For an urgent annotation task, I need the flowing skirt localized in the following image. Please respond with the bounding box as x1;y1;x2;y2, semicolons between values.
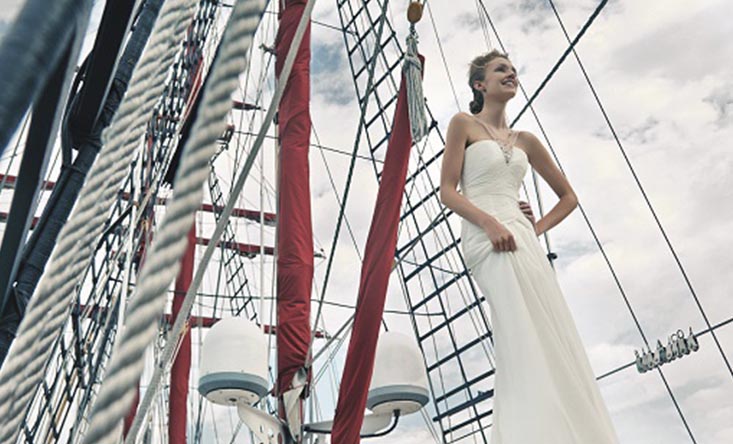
461;198;619;444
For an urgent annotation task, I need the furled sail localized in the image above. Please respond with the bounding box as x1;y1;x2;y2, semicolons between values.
331;56;424;443
275;0;313;405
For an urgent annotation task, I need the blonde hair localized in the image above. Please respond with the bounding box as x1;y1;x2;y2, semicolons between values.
468;49;510;114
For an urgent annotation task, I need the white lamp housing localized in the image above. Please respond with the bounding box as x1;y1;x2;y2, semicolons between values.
198;317;269;406
367;331;429;415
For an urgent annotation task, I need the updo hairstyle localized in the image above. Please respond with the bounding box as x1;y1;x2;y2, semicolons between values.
468;49;511;114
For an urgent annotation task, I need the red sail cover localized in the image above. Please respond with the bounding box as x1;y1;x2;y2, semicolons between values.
169;225;195;443
331;58;424;443
275;0;313;398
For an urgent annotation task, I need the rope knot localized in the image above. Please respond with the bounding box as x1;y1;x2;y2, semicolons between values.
403;24;428;143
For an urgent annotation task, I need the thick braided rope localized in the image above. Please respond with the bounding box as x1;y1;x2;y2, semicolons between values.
125;0;316;439
0;1;197;440
0;0;84;153
82;2;267;443
0;2;195;436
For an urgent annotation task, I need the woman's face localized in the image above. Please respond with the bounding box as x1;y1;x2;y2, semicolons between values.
474;57;518;101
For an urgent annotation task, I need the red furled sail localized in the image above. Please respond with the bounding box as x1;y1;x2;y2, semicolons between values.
330;58;424;443
275;0;313;400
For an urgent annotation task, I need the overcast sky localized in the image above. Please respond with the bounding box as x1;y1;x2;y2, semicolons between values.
1;1;732;443
299;1;733;443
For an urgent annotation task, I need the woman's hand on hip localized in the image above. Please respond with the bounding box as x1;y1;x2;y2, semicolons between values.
519;200;536;227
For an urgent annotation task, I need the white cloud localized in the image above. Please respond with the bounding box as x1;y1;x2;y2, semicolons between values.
298;0;733;442
2;0;732;442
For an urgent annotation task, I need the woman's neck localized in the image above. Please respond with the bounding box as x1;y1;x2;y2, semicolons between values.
476;101;509;130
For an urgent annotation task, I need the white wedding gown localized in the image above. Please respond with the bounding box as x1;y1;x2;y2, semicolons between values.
460;139;619;444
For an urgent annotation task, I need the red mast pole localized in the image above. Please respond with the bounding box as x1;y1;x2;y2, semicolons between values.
168;224;195;443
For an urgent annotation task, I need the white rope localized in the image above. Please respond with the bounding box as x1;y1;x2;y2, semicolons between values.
124;0;318;440
84;1;269;443
0;1;198;441
404;24;428;143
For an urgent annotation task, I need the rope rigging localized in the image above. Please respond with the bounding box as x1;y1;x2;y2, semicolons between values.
87;1;274;441
545;0;731;384
0;0;90;156
0;0;726;442
120;1;317;441
308;0;391;363
0;2;198;441
469;1;712;441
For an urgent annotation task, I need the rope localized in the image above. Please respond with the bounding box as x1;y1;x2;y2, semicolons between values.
424;0;460;111
0;0;89;155
84;1;270;442
548;0;732;383
123;0;318;438
474;1;700;441
309;0;391;362
130;0;319;431
0;1;197;441
403;24;428;143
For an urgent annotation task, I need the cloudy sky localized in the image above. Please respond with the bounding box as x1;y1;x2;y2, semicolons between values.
297;1;733;443
1;0;732;443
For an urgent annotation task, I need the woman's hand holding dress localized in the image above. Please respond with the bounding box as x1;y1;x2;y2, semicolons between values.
481;217;517;252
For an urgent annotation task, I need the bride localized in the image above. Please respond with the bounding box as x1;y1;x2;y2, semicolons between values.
439;50;620;443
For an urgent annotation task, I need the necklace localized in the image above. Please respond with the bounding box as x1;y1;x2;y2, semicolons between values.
486;126;514;164
473;117;515;164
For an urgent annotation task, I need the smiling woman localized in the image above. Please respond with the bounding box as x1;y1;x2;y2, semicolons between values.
1;0;731;442
439;49;618;443
467;51;516;115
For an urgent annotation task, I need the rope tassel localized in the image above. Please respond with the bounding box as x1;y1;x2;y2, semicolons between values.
403;3;428;144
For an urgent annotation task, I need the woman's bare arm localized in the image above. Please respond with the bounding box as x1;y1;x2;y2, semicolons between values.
440;113;520;253
440;114;498;228
522;131;578;236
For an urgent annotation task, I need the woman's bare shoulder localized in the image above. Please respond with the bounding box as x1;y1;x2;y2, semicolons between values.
515;129;539;140
449;111;474;123
515;129;542;151
447;112;474;135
